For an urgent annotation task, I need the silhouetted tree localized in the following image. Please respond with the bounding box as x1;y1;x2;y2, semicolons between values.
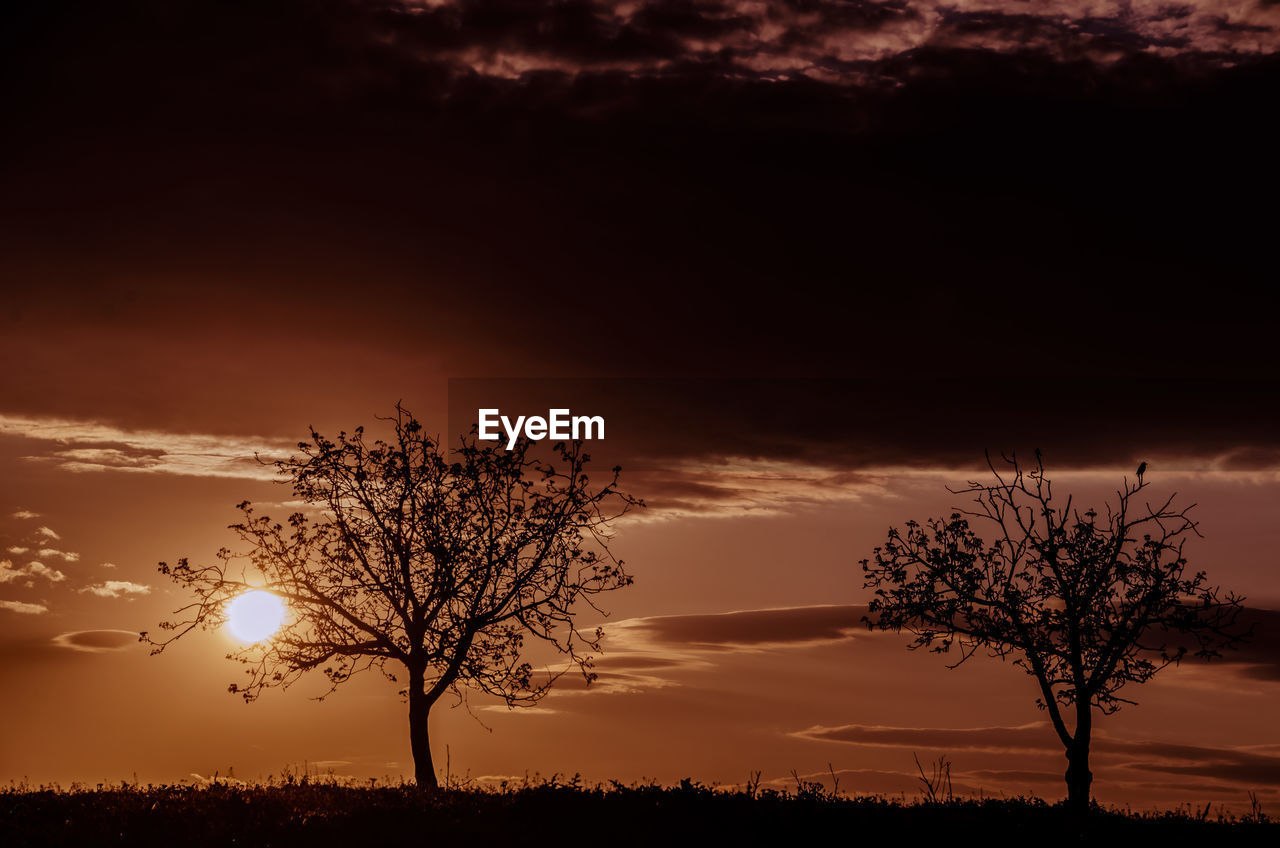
145;406;639;788
861;454;1246;813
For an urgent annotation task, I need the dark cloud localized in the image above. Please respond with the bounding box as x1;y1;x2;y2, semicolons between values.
1109;740;1280;786
1128;779;1274;797
449;378;1280;475
2;0;1278;454
1223;608;1280;679
799;720;1280;787
607;604;869;649
630;1;758;41
1212;16;1273;34
936;9;1136;56
1162;607;1280;682
796;721;1057;752
368;0;1277;80
383;0;700;65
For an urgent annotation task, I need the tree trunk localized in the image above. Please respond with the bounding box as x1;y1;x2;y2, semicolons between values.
1065;743;1092;812
1064;699;1092;814
408;671;438;789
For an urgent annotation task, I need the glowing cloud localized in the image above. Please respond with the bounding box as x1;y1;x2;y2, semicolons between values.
0;414;289;479
79;581;152;599
0;599;48;614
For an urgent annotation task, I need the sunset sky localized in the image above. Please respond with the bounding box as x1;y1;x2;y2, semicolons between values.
2;0;1278;811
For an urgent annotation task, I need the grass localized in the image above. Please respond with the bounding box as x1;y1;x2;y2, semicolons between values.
2;775;1275;847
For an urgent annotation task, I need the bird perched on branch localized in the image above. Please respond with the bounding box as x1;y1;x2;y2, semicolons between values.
1136;461;1148;480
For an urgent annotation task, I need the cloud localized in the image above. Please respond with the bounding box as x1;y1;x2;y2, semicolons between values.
795;721;1280;788
79;580;151;599
24;562;65;582
37;548;79;562
0;600;48;614
11;510;39;519
100;562;117;569
794;721;1057;753
599;602;1280;694
1137;760;1280;785
0;560;66;584
589;654;688;672
553;604;874;698
6;546;29;554
476;705;561;716
528;660;684;698
363;1;1280;83
604;604;870;651
1105;739;1280;787
1147;607;1280;684
2;5;1278;475
0;414;289;479
1222;607;1280;680
627;463;889;518
36;526;60;540
51;629;140;653
450;379;1280;493
7;3;1279;193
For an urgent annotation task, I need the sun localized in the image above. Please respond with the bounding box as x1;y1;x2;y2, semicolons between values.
225;590;286;643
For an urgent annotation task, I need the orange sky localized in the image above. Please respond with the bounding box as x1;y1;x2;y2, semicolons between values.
3;0;1279;813
2;420;1278;809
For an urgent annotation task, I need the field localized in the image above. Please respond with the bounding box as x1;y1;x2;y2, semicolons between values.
2;779;1275;847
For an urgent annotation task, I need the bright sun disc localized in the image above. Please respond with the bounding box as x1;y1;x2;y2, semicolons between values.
226;590;285;643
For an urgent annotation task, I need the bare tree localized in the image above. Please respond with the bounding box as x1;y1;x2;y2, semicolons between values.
861;453;1246;812
145;406;640;788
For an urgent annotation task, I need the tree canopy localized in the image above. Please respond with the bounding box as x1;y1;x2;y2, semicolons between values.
146;406;640;787
861;453;1246;811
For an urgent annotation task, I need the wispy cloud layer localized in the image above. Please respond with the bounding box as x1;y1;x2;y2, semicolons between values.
628;463;889;519
78;581;151;599
0;599;48;614
0;414;288;479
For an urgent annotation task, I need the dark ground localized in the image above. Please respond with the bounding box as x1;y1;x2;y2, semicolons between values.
2;782;1275;847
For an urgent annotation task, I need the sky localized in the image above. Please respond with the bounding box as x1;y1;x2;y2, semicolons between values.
2;0;1279;812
